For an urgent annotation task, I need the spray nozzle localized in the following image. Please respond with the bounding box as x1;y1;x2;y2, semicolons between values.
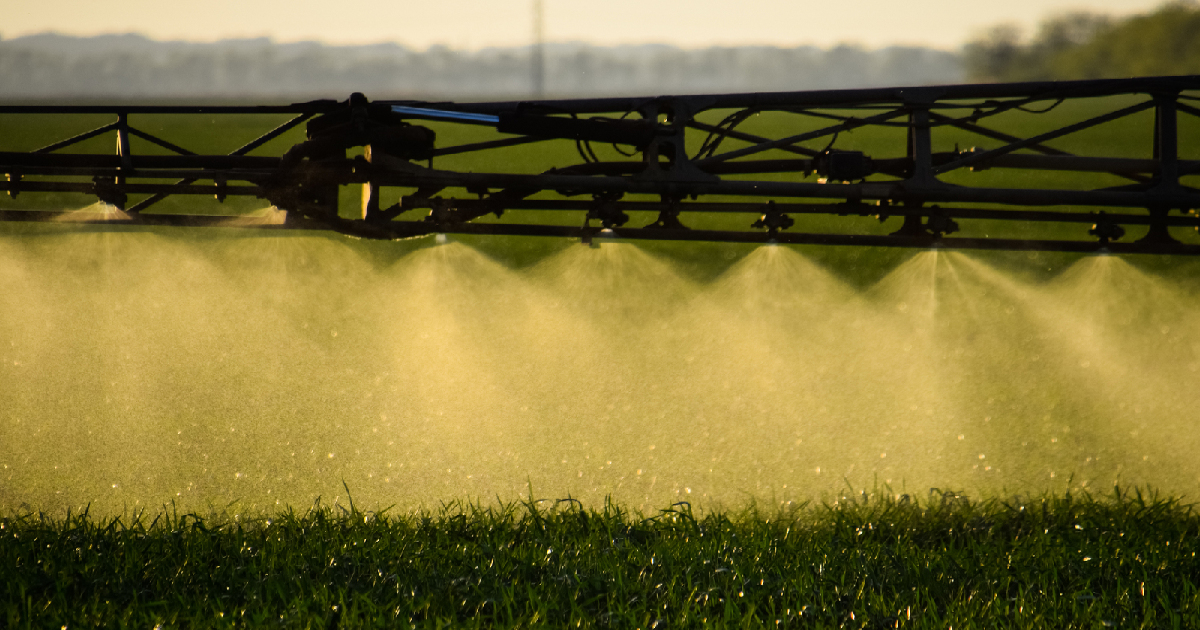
1089;212;1125;245
924;212;959;238
588;199;629;229
751;201;794;234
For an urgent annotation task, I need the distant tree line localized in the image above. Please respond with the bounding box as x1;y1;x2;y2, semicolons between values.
0;33;961;100
964;1;1200;81
4;1;1195;102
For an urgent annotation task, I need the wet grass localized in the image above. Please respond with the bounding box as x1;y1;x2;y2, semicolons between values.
4;486;1198;628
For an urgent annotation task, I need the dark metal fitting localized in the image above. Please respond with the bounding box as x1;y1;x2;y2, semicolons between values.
890;214;928;238
1089;211;1126;244
751;201;795;233
425;198;458;227
836;199;872;217
645;208;688;230
588;200;629;228
924;210;959;237
815;150;874;182
91;175;127;209
961;147;992;172
580;215;599;247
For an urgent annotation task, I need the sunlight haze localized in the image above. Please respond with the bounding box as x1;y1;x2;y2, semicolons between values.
4;0;1172;49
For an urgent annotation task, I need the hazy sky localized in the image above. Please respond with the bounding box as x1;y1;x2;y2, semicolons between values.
4;0;1170;50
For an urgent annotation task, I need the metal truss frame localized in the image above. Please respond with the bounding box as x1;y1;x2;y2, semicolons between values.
2;75;1200;254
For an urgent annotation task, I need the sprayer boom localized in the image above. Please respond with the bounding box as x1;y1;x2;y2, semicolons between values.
3;76;1200;253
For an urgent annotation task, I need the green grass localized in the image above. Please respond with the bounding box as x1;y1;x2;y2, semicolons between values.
4;487;1198;628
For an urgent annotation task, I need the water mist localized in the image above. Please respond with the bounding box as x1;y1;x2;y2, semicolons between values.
2;228;1198;517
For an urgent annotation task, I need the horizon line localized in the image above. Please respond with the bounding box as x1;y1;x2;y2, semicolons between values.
0;30;966;54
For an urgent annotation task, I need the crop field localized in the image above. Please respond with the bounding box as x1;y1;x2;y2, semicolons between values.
5;488;1200;628
3;93;1200;626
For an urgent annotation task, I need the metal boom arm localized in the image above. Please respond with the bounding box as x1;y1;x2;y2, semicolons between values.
3;75;1200;254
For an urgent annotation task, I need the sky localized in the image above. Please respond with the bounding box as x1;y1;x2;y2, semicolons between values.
3;0;1172;50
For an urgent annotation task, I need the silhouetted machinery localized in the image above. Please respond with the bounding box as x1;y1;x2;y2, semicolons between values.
3;76;1200;253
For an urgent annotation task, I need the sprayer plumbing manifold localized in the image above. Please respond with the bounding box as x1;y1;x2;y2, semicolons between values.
3;76;1200;254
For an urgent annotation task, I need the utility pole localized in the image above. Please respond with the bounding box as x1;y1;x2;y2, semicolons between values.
532;0;546;99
